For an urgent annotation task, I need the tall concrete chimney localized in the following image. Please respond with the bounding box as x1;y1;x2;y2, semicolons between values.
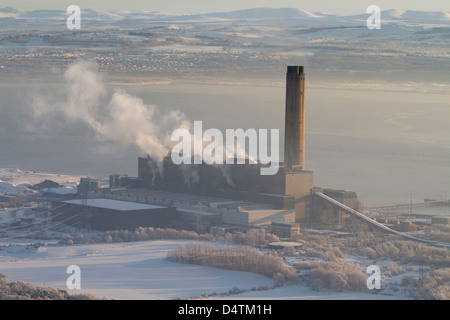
284;66;305;170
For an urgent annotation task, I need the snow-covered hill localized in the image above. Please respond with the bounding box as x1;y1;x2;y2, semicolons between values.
0;168;88;195
0;7;449;24
188;8;333;20
344;9;450;22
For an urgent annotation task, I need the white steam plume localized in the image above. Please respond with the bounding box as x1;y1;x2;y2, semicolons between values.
31;61;258;187
31;61;191;174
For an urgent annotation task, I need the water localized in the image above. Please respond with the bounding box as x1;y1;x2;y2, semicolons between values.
0;81;449;207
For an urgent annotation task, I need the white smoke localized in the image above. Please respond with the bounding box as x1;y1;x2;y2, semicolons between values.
145;154;161;185
31;61;191;174
213;164;236;187
180;164;200;188
30;61;260;187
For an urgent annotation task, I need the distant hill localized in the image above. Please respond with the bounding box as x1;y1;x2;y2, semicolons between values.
189;8;333;20
344;9;450;21
0;7;448;23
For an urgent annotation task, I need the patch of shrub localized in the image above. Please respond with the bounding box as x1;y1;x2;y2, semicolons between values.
305;261;367;292
0;273;98;300
167;242;297;284
387;262;403;276
418;270;450;300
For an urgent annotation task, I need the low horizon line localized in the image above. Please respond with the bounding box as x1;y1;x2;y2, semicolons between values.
1;6;449;17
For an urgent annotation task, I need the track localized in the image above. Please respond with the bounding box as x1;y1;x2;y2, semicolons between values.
315;192;450;248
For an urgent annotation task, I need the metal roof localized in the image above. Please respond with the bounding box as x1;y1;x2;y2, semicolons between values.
62;198;167;211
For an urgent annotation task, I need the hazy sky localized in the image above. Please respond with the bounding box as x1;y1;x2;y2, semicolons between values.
4;0;450;15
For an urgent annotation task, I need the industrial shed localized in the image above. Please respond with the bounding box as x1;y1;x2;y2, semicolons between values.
0;195;23;208
221;208;295;227
52;198;177;230
271;221;300;238
432;216;450;225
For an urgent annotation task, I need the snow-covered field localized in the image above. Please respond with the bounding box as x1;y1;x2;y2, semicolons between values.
0;240;271;300
0;239;408;300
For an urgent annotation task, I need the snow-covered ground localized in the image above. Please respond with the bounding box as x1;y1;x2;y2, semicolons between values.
0;239;415;300
206;285;404;300
0;240;275;300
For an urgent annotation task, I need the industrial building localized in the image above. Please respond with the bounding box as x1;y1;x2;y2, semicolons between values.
110;174;140;188
312;188;361;228
0;195;23;208
271;221;301;239
90;187;294;231
432;216;450;225
52;198;177;230
77;178;100;195
221;208;295;228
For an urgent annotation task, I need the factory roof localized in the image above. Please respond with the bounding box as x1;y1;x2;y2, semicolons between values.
62;198;166;211
272;221;299;226
93;188;274;211
177;208;220;216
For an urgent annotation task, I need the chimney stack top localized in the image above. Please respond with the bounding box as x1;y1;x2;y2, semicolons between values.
287;66;304;74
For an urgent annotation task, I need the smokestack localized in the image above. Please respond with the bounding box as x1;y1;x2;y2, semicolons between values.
284;66;305;170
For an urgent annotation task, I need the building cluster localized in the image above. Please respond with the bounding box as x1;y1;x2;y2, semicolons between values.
49;66;365;238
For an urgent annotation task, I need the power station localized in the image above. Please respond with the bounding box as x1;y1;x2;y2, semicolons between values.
54;66;361;232
136;65;315;221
